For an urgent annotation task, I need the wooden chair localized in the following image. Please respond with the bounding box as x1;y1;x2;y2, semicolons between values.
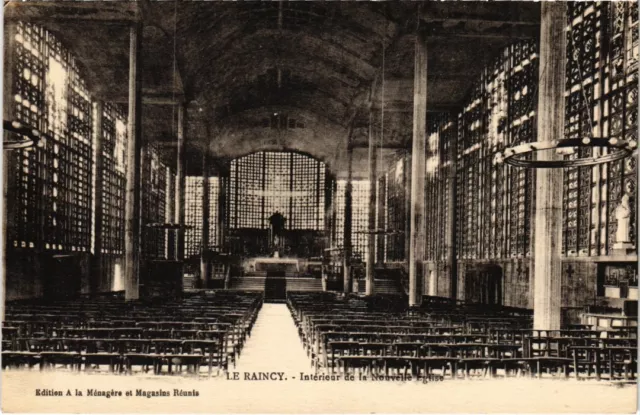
327;341;359;373
570;346;603;380
183;340;226;376
120;339;158;375
1;350;41;370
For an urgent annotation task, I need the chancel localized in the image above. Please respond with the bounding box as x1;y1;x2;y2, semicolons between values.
0;1;638;412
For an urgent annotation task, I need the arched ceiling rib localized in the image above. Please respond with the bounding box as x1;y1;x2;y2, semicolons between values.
172;3;404;126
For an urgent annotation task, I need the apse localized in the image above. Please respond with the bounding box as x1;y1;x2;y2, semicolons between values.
226;151;329;259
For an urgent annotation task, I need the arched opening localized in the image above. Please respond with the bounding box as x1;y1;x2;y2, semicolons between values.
227;150;330;259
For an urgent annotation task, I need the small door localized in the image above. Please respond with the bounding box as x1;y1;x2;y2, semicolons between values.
43;255;81;300
465;265;503;306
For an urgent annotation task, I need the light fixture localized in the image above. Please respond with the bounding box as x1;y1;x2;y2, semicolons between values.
495;12;637;169
3;119;43;150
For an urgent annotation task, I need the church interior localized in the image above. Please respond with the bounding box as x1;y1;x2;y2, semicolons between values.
1;2;638;409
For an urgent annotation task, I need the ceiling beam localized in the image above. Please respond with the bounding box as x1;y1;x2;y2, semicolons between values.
96;90;185;106
369;102;460;113
349;142;410;150
421;3;540;25
4;2;139;23
423;20;539;40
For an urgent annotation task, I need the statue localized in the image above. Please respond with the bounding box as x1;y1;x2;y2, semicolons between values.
268;211;286;256
614;193;631;245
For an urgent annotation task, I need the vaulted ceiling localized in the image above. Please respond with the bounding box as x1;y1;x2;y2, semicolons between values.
5;1;540;175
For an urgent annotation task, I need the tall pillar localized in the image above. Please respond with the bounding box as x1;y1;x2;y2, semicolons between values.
323;172;331;245
3;22;17;317
322;171;333;292
331;177;338;246
201;154;210;288
124;23;143;301
445;115;458;299
217;167;228;288
174;105;186;262
533;2;566;330
217;166;227;253
165;166;175;260
323;171;333;255
376;171;386;264
409;31;428;307
366;109;377;296
91;101;104;293
343;144;353;293
404;153;411;267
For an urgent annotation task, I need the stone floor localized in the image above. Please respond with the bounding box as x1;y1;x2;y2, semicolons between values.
234;304;312;375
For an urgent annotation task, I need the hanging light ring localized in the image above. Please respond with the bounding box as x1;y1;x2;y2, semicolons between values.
3;120;43;150
354;228;404;235
494;137;636;168
145;222;193;230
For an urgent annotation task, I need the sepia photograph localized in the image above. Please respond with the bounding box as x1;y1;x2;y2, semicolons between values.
0;1;638;413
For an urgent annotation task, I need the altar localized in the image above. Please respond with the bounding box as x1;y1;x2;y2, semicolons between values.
250;257;299;273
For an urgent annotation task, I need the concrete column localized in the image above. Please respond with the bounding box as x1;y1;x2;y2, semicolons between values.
124;23;143;301
404;153;411;265
331;178;338;246
409;31;428;307
321;171;333;292
3;22;17;318
165;166;175;260
201;154;210;288
366;110;377;296
533;2;567;330
217;167;227;252
377;173;386;264
174;105;186;262
91;101;104;293
324;171;333;254
343;144;353;293
445;116;458;299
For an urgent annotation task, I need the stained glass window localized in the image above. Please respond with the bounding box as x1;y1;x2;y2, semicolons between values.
228;151;326;230
384;157;406;262
291;152;325;230
141;144;168;259
335;180;370;261
563;2;638;256
184;176;204;258
184;176;220;258
422;41;538;261
264;152;291;227
425;114;456;262
11;22;93;253
230;152;263;229
100;103;127;256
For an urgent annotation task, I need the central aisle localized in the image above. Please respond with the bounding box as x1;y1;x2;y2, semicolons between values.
234;303;312;373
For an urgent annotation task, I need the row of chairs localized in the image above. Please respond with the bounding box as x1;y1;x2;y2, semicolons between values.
287;292;637;381
2;338;227;376
2;291;263;376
